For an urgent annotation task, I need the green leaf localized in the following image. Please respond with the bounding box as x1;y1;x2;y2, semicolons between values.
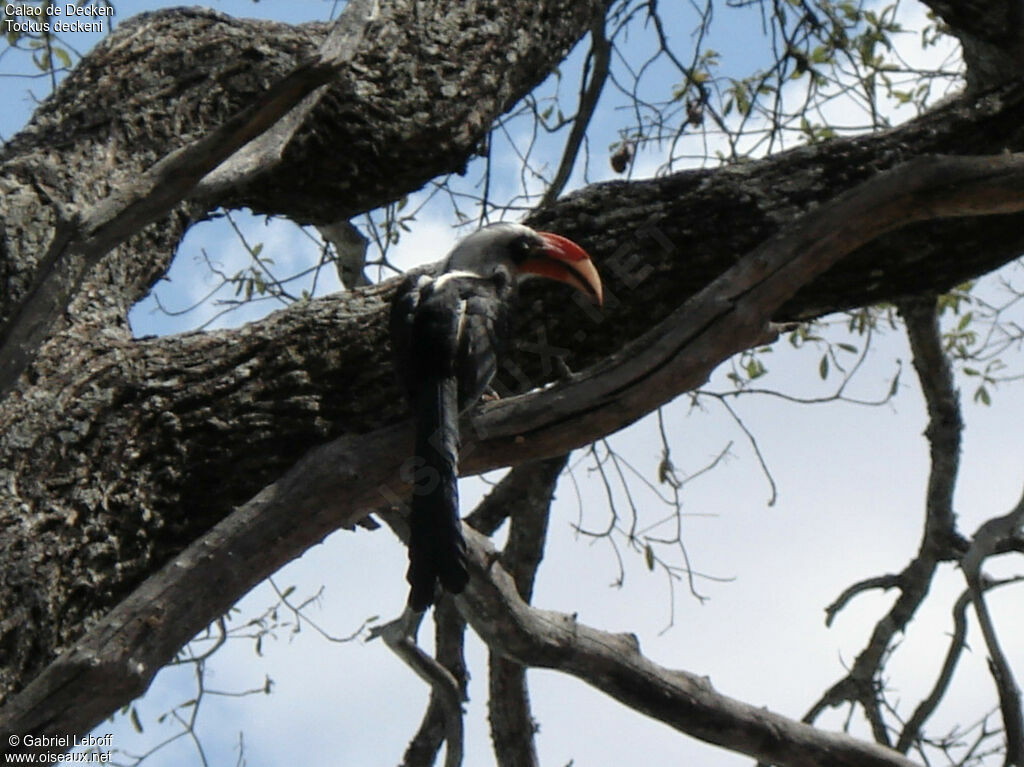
888;368;901;398
735;89;750;116
644;544;655;571
130;706;144;734
810;45;831;63
974;386;991;406
818;354;829;379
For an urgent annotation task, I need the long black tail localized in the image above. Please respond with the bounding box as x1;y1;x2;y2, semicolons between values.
406;374;469;611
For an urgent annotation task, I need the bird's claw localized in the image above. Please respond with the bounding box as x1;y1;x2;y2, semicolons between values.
554;356;576;381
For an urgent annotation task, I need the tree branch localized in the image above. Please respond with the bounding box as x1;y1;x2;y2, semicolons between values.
900;297;963;545
537;10;612;209
371;608;465;767
961;487;1024;766
6;152;1024;747
824;575;902;628
0;0;380;396
368;599;469;767
897;578;1024;755
806;296;966;734
455;527;921;767
484;456;566;767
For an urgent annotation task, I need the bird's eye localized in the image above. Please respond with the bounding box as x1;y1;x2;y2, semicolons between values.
509;236;533;264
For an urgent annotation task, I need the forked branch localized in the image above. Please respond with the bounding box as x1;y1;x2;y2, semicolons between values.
6;153;1024;751
455;527;920;767
0;0;380;395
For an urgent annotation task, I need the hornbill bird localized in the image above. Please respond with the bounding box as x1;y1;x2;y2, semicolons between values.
390;222;603;611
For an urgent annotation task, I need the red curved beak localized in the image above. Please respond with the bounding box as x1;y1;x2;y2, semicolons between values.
518;232;603;305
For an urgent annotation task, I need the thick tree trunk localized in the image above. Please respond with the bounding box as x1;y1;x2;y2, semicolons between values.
0;0;604;703
918;0;1024;91
1;0;1024;740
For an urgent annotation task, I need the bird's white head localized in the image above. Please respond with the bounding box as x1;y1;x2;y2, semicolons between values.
445;222;603;304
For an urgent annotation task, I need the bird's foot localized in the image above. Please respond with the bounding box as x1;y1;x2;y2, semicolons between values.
554;356;576;381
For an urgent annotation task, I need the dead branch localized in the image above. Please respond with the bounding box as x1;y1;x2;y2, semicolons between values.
370;608;464;767
898;578;1024;756
824;575;902;628
455;526;922;767
961;488;1024;766
397;598;469;767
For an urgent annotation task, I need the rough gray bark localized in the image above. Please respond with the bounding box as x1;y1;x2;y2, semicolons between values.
919;0;1024;91
0;0;381;395
0;0;604;705
4;151;1024;756
1;0;1024;756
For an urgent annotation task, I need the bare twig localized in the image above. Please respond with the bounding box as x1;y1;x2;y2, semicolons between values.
398;598;468;767
805;297;966;738
537;10;612;209
961;487;1024;767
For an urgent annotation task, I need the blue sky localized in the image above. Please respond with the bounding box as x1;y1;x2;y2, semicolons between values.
3;2;1022;766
